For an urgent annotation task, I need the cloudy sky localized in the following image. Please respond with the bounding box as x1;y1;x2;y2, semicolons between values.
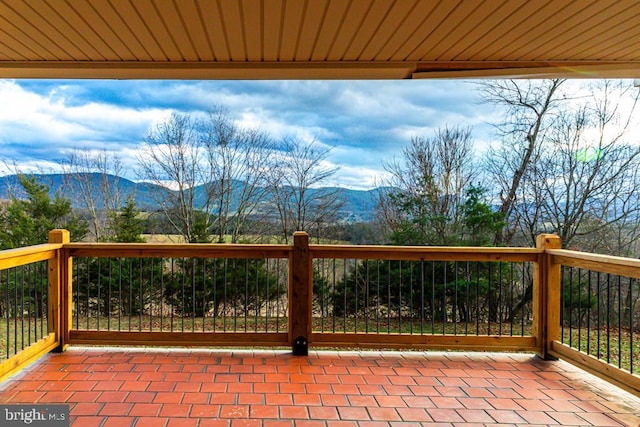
0;78;502;190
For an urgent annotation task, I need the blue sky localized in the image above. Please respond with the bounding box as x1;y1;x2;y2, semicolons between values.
0;79;499;189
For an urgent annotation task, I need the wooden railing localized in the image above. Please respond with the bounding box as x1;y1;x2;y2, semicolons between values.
64;233;292;349
0;230;638;397
64;231;544;355
543;241;640;397
307;233;541;352
0;230;66;382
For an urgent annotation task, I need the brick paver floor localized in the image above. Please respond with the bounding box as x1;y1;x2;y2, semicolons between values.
0;348;639;426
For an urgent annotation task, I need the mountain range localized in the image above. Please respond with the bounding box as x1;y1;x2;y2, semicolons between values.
0;173;382;222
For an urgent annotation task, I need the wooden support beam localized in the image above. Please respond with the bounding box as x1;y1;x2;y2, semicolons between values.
289;232;312;355
535;234;561;359
48;229;71;352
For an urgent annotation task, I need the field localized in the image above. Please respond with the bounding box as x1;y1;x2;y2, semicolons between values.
561;328;640;374
0;317;49;360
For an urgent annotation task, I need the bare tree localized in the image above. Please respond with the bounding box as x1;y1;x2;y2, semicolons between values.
377;125;477;245
533;81;640;252
138;108;275;243
61;149;124;242
200;108;273;243
484;80;640;251
137;112;210;243
484;80;640;327
482;79;566;245
265;137;342;243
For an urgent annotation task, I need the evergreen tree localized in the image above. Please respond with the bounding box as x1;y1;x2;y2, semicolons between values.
106;197;145;243
0;175;87;249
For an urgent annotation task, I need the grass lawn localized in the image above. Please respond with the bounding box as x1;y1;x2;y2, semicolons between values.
0;317;49;360
561;327;640;374
68;315;534;337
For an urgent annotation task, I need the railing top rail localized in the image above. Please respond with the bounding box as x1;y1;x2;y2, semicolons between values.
310;244;541;262
547;248;640;279
0;243;62;270
65;242;292;259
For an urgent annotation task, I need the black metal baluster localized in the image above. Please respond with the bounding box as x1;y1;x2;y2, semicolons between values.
129;258;133;331
317;259;323;333
521;263;525;336
332;258;338;333
97;258;101;331
4;269;8;359
203;258;207;332
181;258;186;333
343;259;348;333
420;260;425;335
466;262;470;336
607;273;611;364
509;262;514;336
85;258;90;331
254;258;259;333
107;258;112;331
245;259;249;333
587;270;592;357
149;258;154;332
630;278;634;375
618;275;622;369
442;262;446;335
578;268;582;350
409;261;413;335
27;264;32;345
137;258;142;332
170;259;175;332
454;261;458;335
14;267;18;354
476;262;480;336
264;258;268;333
354;259;359;333
213;258;218;333
498;262;503;336
399;260;403;334
233;259;238;332
39;262;45;340
431;262;436;335
192;258;197;332
365;260;370;334
223;258;228;332
160;258;164;332
487;263;492;335
388;260;392;334
569;267;574;347
274;259;279;333
116;258;122;331
377;260;381;334
597;272;601;359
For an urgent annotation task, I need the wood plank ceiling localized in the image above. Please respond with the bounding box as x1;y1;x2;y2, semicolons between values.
0;0;639;80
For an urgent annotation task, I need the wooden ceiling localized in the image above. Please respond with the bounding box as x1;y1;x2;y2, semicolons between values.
0;0;639;80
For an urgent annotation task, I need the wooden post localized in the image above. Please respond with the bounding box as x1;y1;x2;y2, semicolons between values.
48;229;71;352
534;234;561;359
289;232;312;355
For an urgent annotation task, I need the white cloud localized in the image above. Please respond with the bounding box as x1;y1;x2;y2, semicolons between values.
0;80;170;147
0;78;548;190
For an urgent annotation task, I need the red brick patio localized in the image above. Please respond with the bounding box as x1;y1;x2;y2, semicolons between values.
0;348;639;427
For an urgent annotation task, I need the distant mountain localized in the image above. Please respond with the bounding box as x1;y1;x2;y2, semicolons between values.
0;173;385;222
0;173;165;210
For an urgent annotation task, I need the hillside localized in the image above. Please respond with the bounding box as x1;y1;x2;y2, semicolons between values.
0;173;382;222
